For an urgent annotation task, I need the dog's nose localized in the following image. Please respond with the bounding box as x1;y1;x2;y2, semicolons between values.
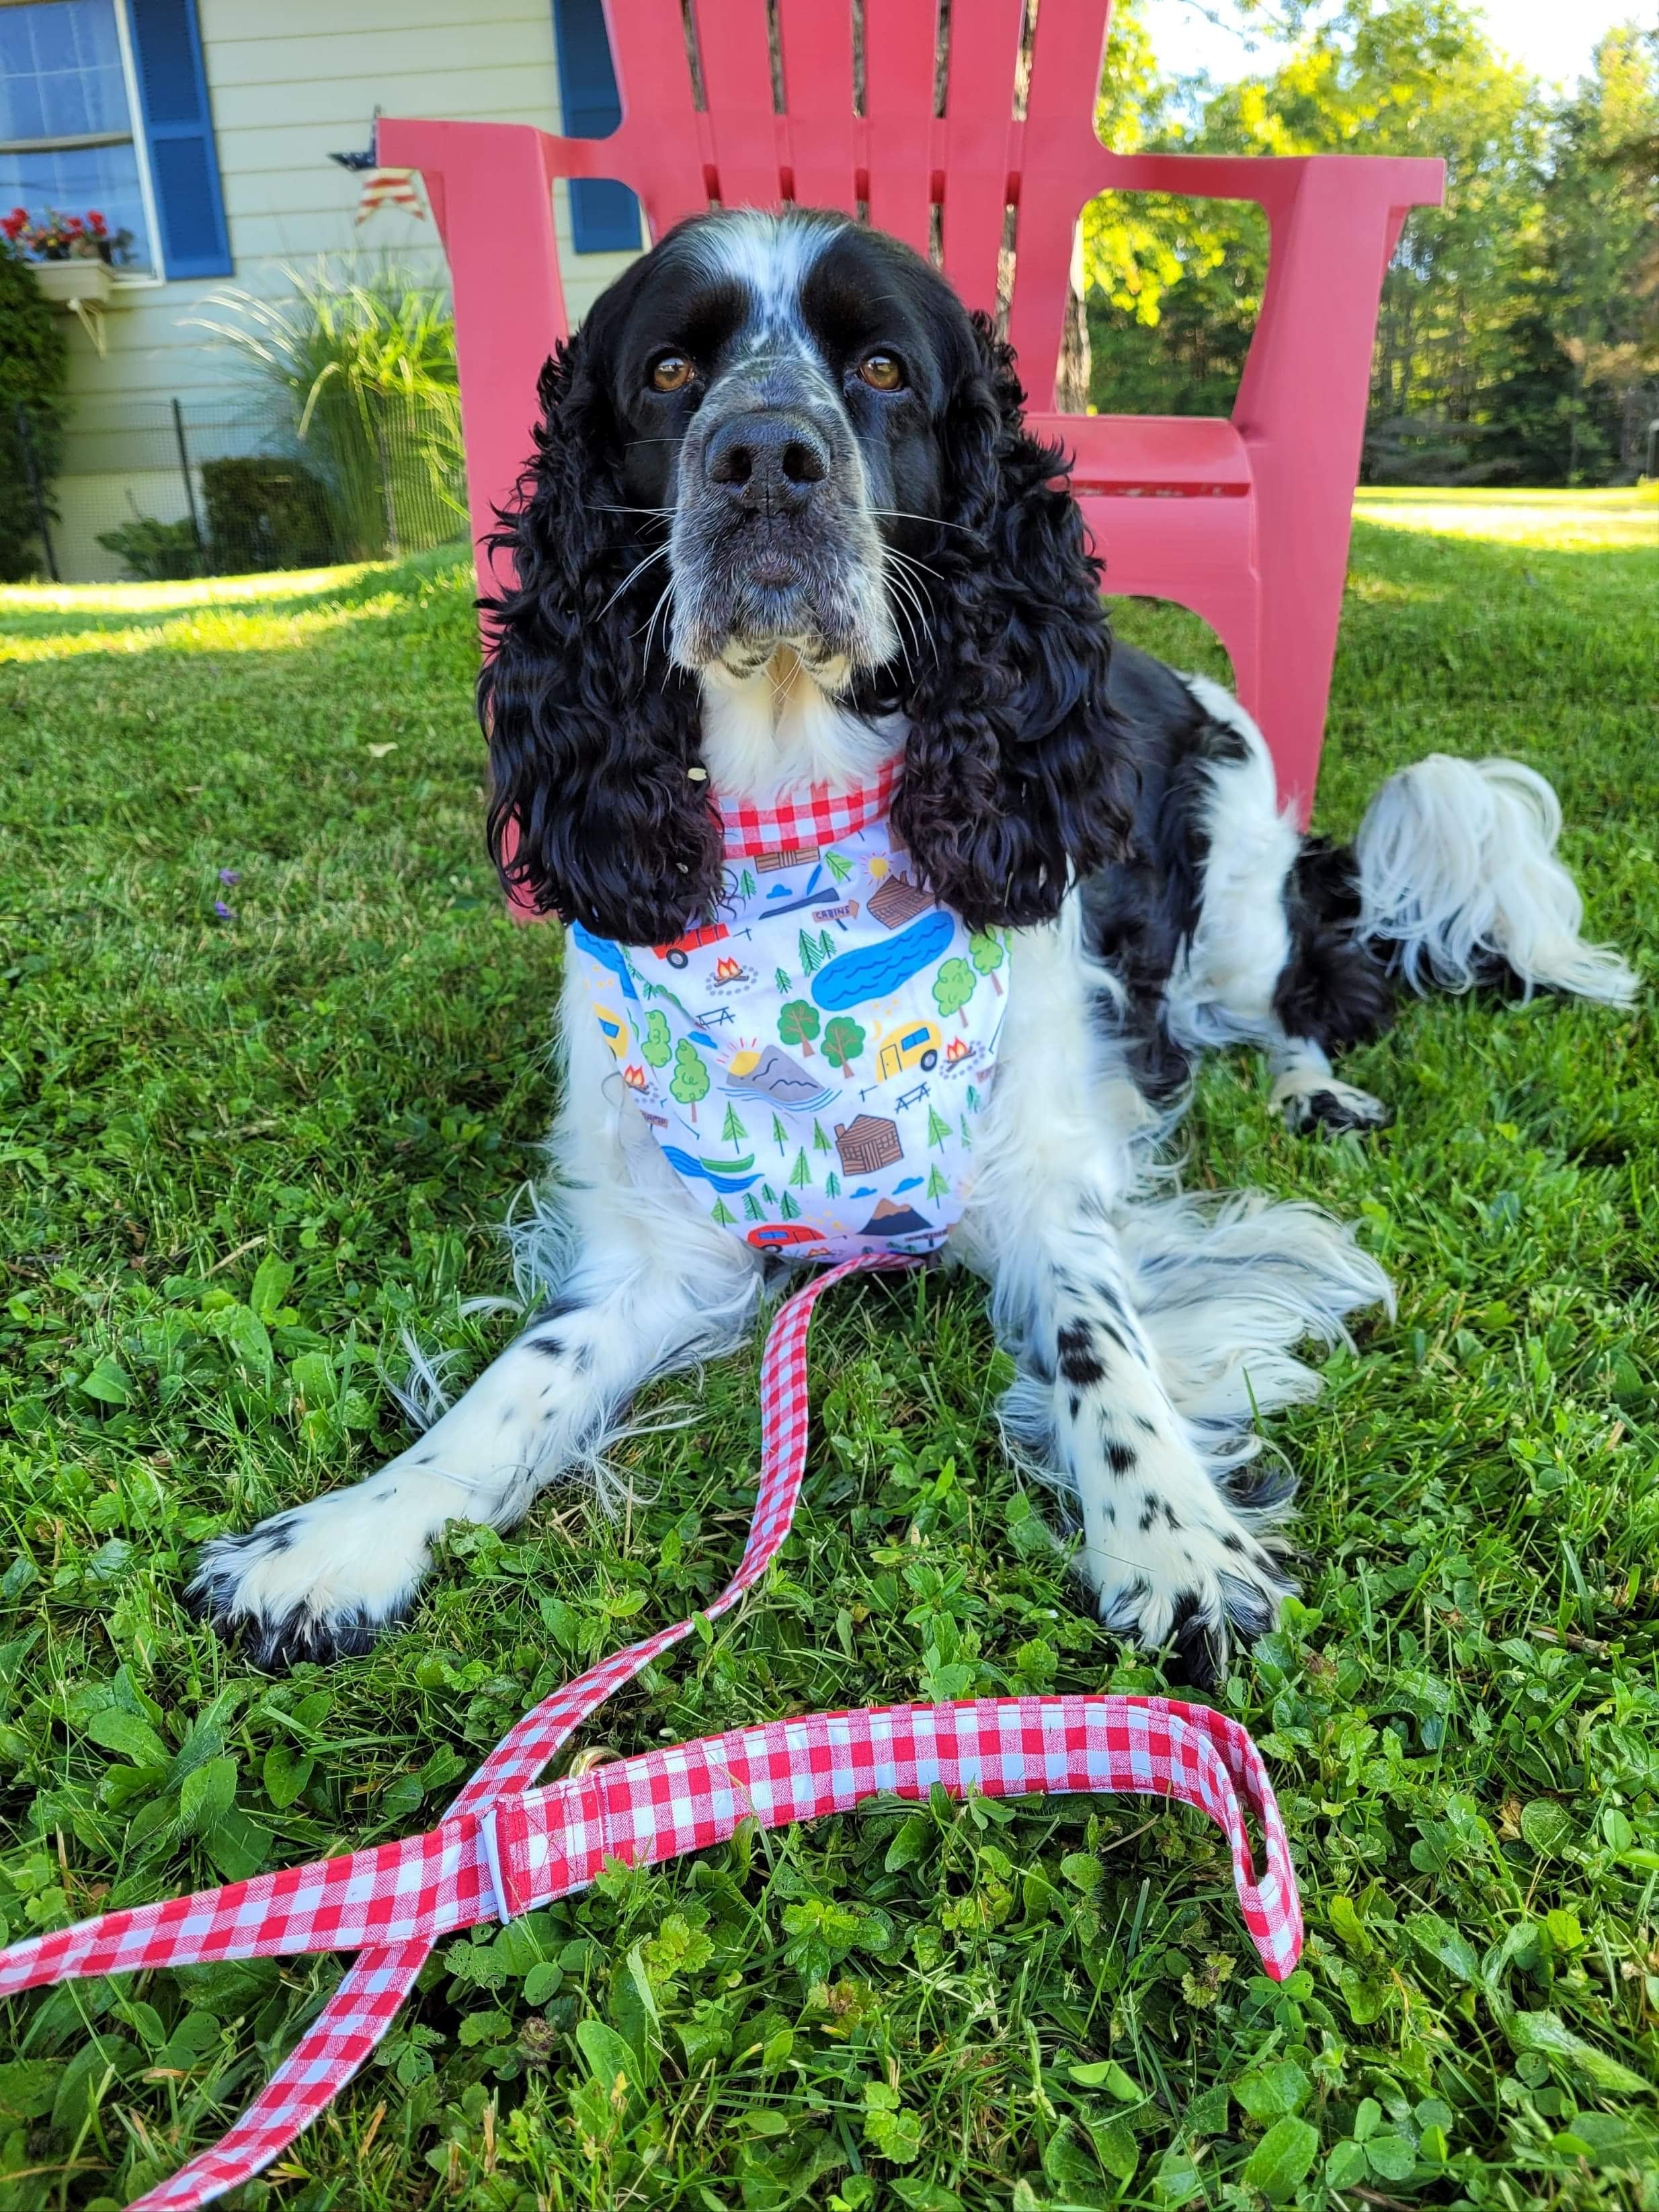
704;412;830;514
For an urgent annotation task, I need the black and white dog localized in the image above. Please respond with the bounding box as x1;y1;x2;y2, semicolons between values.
192;211;1633;1682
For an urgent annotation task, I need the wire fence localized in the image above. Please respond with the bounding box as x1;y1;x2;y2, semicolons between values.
3;396;469;585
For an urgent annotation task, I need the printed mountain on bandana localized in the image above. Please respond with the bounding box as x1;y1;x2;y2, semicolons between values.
571;811;1006;1261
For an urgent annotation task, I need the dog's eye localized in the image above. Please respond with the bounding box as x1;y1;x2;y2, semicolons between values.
857;352;904;392
649;352;694;393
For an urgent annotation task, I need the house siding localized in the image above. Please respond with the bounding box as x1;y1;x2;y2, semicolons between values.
49;0;643;578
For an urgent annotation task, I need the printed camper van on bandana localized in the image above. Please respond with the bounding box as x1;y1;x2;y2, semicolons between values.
572;822;1008;1261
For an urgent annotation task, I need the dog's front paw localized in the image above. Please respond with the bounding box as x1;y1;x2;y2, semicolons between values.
1271;1071;1392;1137
1087;1489;1295;1689
187;1472;443;1670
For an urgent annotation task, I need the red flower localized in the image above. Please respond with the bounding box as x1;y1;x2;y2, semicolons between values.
87;210;107;234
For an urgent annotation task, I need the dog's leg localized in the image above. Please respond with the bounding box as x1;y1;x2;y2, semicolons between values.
192;973;762;1668
1164;674;1393;1134
1267;1032;1392;1136
957;911;1298;1685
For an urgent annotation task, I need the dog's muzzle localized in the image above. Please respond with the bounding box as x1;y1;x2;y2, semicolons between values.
669;362;893;675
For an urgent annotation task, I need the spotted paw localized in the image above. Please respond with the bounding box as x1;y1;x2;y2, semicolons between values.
187;1465;449;1670
1272;1073;1392;1137
1084;1475;1296;1689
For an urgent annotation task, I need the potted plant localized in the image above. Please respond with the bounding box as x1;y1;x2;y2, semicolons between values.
1;208;134;307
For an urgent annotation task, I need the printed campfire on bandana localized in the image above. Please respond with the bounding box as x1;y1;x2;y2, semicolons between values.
571;817;1008;1262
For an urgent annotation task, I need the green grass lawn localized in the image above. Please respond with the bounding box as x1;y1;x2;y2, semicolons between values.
0;489;1656;2212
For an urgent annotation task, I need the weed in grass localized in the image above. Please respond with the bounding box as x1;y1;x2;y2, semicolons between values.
0;495;1656;2207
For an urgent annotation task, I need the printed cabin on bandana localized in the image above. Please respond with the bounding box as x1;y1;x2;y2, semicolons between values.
569;794;1008;1262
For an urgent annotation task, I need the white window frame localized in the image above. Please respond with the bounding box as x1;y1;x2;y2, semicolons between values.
110;0;163;287
0;0;166;288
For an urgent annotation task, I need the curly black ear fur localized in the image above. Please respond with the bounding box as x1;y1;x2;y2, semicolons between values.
889;313;1134;932
477;331;721;942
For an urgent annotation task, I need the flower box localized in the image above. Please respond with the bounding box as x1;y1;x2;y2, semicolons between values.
32;259;116;309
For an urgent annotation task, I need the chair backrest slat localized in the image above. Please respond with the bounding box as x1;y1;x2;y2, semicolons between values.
688;0;783;209
863;0;942;258
602;0;711;232
936;0;1026;320
775;0;859;216
1006;0;1116;403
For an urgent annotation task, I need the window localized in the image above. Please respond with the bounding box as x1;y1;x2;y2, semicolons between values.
0;0;155;272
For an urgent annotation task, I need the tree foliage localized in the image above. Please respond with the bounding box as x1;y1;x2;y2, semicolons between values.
1084;2;1659;484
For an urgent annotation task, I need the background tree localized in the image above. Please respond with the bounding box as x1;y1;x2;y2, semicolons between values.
1084;0;1659;485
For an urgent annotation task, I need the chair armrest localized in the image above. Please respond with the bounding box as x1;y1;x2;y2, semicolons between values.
1090;148;1444;221
378;116;616;187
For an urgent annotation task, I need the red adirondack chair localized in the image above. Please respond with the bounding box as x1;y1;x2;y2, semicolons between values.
380;0;1441;821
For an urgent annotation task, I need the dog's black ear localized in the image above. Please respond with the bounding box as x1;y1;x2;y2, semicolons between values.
477;329;721;942
891;311;1134;932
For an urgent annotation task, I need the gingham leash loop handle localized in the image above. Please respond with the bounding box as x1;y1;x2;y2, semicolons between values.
0;1697;1299;2000
0;1254;1303;2210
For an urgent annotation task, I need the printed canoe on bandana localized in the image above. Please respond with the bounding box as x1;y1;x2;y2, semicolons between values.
570;818;1008;1262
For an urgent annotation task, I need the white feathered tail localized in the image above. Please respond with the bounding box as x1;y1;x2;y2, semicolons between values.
1354;755;1636;1006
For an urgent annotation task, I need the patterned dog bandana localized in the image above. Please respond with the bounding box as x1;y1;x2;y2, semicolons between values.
569;772;1007;1262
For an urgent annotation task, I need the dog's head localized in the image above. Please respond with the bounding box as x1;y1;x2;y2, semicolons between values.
481;209;1131;943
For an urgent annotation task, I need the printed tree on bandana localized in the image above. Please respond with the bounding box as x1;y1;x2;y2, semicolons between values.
672;1040;709;1122
722;1103;747;1148
642;1011;672;1069
926;1105;951;1151
933;957;977;1029
779;1000;819;1055
711;1197;736;1227
789;1148;811;1190
823;1016;865;1079
927;1162;950;1205
824;848;853;885
969;930;1006;994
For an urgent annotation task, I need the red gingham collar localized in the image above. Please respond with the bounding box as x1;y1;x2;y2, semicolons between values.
715;756;900;858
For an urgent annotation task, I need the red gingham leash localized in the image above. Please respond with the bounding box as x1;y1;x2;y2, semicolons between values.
0;1256;1303;2209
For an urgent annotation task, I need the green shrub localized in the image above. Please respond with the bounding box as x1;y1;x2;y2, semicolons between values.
189;261;467;561
0;249;71;580
199;454;336;573
95;513;202;581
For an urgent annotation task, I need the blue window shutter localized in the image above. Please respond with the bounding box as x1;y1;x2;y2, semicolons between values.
128;0;231;279
550;0;641;253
